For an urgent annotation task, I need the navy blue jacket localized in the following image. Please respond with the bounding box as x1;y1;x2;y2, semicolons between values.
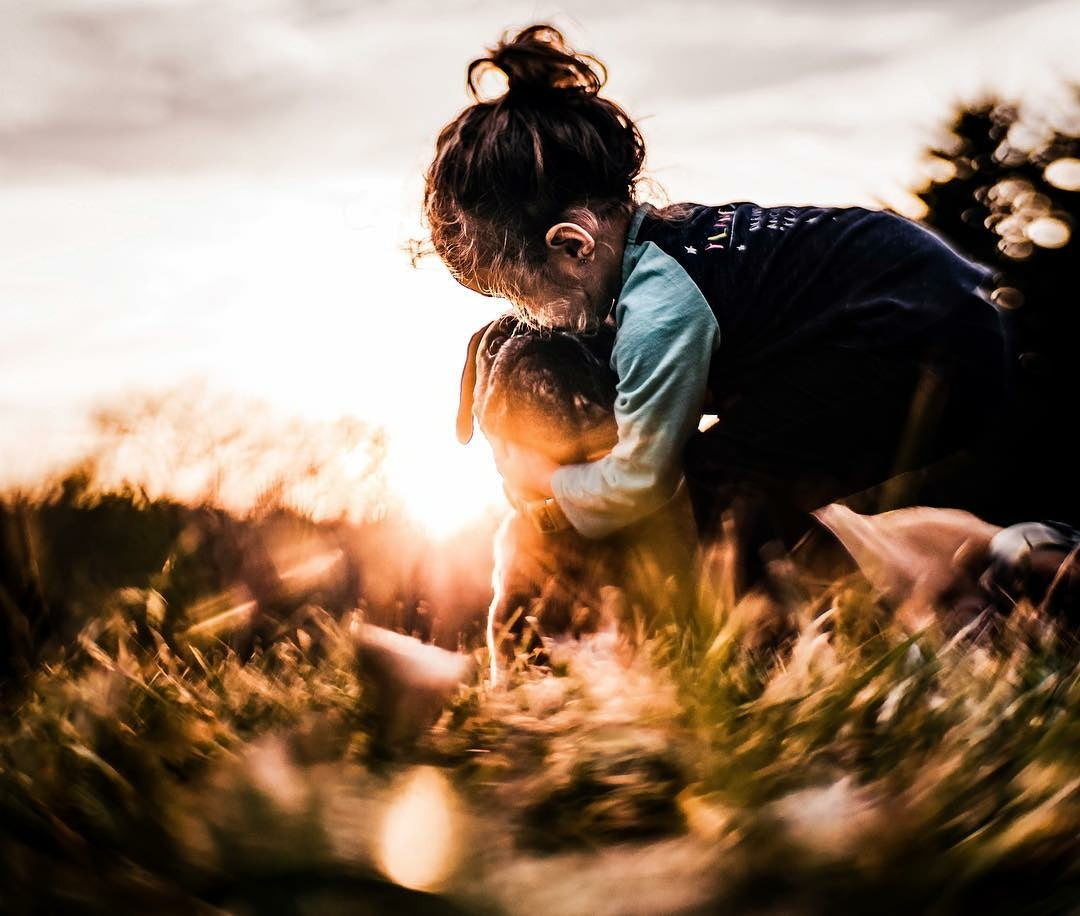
634;203;998;394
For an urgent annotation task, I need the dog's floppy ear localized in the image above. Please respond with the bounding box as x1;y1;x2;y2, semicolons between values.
457;315;523;444
457;322;494;444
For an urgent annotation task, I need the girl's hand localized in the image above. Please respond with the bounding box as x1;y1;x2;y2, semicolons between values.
491;439;559;500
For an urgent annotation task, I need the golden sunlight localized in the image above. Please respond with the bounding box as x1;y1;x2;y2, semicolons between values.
378;766;458;892
383;427;505;539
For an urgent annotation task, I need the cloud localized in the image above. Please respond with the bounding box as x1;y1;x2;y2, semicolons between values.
0;0;493;177
2;0;1068;180
0;0;325;134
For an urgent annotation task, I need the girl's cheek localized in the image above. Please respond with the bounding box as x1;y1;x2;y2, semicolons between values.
516;293;561;325
530;294;594;332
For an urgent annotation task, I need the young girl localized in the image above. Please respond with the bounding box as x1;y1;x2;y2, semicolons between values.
424;25;1012;559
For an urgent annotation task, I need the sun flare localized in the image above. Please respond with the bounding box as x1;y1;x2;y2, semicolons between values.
382;427;504;538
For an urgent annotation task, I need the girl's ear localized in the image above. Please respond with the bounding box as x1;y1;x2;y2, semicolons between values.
545;222;596;262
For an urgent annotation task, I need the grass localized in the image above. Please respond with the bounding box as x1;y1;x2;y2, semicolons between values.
3;492;1080;914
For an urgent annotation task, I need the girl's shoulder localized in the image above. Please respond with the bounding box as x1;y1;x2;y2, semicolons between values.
637;201;915;261
639;200;752;232
634;201;748;260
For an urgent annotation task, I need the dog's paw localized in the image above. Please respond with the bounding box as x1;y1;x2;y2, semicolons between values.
353;623;474;752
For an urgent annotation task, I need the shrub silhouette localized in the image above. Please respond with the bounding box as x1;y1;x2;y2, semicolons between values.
915;91;1080;524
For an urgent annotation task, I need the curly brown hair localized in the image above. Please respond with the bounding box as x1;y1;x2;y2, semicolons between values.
422;25;646;307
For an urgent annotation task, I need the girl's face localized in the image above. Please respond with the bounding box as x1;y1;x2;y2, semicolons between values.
519;217;627;331
460;212;629;332
517;257;619;332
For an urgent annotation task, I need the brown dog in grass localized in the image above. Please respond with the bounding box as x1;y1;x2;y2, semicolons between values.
457;316;1080;667
457;316;700;662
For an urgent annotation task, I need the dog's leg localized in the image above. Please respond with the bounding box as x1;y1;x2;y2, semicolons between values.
353;622;474;752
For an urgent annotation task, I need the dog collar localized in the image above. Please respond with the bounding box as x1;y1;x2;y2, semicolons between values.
522;496;572;534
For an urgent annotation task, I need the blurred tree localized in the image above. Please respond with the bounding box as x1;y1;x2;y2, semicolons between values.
916;90;1080;524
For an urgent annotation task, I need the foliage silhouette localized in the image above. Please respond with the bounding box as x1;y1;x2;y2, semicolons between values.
915;91;1080;524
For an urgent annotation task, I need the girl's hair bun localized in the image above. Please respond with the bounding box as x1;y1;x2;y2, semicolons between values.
426;22;644;302
467;25;606;102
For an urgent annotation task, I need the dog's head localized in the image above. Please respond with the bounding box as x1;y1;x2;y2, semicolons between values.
457;315;618;464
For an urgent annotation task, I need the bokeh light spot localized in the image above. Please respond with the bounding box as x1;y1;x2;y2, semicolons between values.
924;157;957;183
991;286;1025;310
1045;158;1080;192
1006;120;1046;153
378;767;458;892
1025;216;1071;249
999;238;1035;260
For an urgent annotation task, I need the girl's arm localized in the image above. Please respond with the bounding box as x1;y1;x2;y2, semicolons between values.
550;241;720;538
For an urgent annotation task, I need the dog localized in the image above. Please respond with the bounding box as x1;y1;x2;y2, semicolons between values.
457;316;700;668
812;503;1080;634
457;315;1080;668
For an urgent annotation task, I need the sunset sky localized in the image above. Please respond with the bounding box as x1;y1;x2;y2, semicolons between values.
3;0;1079;527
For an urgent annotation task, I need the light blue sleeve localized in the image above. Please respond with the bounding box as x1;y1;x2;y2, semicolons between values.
550;241;720;538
